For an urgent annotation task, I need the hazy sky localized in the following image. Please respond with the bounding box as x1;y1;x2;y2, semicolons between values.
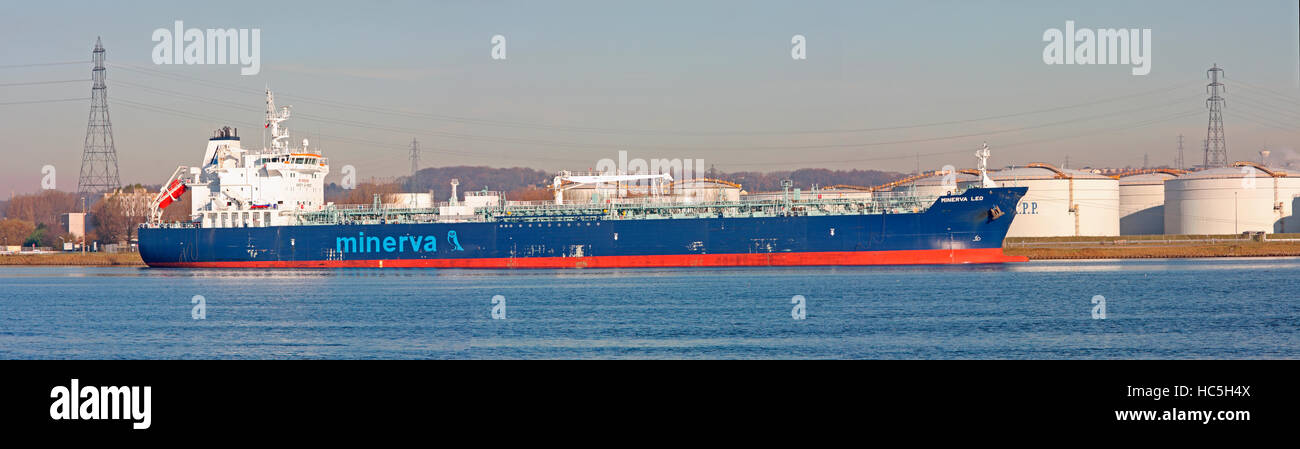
3;0;1299;195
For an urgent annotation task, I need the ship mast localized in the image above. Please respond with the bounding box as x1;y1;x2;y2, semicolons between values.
976;142;996;188
265;89;292;152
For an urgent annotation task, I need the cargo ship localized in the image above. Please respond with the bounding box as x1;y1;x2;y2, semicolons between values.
138;91;1028;268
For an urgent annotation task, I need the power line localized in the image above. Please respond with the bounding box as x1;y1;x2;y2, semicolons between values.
1233;78;1300;104
1231;94;1300;121
1232;109;1300;136
0;61;85;69
0;97;88;106
719;110;1202;167
1232;100;1300;127
1233;85;1300;111
108;93;1204;174
112;78;1201;153
107;61;1201;137
108;85;1205;172
0;79;89;87
94;61;1214;173
274;81;1201;137
1002;110;1201;150
110;97;589;164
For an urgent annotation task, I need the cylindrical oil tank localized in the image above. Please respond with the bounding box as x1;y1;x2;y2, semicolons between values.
741;191;785;202
868;170;978;200
671;179;742;203
808;186;874;200
1118;171;1178;235
1164;163;1300;234
990;164;1119;237
909;171;980;198
560;183;618;203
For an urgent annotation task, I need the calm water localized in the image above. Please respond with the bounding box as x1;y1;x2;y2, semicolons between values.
1;258;1297;359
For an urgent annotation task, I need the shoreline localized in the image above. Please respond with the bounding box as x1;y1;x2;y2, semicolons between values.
2;236;1299;266
0;253;146;266
1003;235;1300;260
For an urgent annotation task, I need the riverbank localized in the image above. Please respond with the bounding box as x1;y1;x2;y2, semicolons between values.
1004;234;1300;260
2;236;1299;265
0;252;145;266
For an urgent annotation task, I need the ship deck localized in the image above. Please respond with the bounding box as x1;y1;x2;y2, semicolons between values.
289;192;941;226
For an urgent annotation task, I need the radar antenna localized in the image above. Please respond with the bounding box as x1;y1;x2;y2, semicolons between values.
265;89;292;152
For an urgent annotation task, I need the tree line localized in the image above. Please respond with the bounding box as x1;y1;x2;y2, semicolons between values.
0;185;189;250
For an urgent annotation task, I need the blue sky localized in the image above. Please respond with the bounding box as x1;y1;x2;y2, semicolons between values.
2;0;1298;194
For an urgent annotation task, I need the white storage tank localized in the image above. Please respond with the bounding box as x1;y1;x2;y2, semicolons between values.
869;169;977;201
909;171;980;199
743;185;873;202
385;192;435;209
812;185;874;200
991;163;1119;237
671;178;742;203
1164;162;1300;234
559;182;619;203
741;191;786;202
1117;170;1182;235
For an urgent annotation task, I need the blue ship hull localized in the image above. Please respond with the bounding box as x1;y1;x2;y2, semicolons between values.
139;187;1027;268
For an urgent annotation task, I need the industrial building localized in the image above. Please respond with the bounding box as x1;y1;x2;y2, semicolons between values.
991;163;1120;237
1117;170;1183;235
1164;162;1300;234
59;212;87;239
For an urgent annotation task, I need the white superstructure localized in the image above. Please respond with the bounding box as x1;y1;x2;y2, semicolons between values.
149;90;330;227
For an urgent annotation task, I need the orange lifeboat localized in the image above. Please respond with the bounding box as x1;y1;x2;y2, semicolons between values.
157;179;188;210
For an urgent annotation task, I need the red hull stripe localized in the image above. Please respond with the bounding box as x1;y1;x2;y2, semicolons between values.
147;248;1027;268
